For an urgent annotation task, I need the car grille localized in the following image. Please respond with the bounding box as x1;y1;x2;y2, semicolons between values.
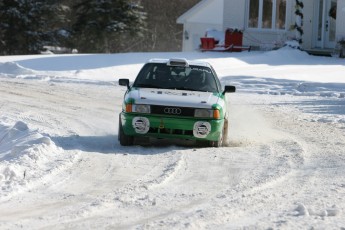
150;105;195;117
148;127;193;136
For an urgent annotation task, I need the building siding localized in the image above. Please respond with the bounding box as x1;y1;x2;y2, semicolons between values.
178;0;224;51
301;0;315;49
223;0;246;30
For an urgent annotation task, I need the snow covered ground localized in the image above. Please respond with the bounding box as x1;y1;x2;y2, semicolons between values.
0;48;345;229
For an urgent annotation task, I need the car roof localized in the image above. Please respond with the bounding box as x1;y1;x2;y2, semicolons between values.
147;58;212;68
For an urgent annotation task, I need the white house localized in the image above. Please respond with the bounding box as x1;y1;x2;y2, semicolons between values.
177;0;345;54
177;0;224;51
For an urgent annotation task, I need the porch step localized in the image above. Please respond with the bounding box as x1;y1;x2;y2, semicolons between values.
304;48;334;57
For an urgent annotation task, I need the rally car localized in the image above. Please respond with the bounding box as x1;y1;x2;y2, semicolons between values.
118;58;236;147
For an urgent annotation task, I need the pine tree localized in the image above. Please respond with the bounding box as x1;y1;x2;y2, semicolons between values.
0;0;67;55
72;0;146;53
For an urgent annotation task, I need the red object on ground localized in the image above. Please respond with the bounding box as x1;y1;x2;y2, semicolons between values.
200;37;215;50
200;29;250;52
225;28;243;52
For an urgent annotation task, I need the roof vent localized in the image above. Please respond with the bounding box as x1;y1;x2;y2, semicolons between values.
167;58;189;67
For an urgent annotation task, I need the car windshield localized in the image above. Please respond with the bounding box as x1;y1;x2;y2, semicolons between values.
132;63;219;93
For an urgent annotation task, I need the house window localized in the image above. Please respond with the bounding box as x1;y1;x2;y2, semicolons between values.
263;0;273;28
248;0;286;30
276;0;286;29
249;0;259;27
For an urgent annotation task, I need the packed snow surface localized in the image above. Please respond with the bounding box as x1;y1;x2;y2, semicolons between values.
0;48;345;229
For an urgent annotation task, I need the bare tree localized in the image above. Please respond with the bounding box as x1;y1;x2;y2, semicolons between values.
120;0;200;52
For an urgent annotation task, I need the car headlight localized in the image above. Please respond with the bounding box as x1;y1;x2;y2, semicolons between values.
194;109;220;119
194;109;213;118
132;104;151;114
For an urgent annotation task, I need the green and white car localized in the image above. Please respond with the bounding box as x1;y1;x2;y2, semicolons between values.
118;58;236;147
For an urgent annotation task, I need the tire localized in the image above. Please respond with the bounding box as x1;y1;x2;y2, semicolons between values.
209;130;223;147
209;119;228;147
118;117;134;146
222;118;229;146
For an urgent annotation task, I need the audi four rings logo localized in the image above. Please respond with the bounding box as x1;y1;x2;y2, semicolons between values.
164;107;182;114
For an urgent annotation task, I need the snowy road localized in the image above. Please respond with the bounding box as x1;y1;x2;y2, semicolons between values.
1;75;345;229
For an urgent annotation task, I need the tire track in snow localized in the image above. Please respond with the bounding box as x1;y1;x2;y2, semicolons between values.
77;97;314;229
105;151;184;205
194;97;345;229
0;146;186;227
25;150;186;226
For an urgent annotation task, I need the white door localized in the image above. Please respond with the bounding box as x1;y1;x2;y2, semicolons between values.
314;0;337;49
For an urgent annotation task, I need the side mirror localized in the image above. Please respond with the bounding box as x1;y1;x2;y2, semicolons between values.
223;85;236;94
119;79;130;90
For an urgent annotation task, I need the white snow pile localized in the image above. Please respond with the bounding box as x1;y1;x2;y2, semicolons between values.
224;75;345;98
284;40;301;49
294;202;340;218
0;62;35;76
0;119;74;199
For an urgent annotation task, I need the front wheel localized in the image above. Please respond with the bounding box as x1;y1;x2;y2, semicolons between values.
196;130;223;147
209;119;228;147
222;118;229;146
209;130;223;147
118;117;134;146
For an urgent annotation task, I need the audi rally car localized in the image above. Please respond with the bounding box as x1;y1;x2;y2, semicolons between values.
118;58;236;147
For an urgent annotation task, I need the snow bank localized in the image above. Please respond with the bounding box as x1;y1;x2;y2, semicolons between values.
0;62;35;76
0;120;76;200
1;47;344;84
261;47;311;65
223;77;345;98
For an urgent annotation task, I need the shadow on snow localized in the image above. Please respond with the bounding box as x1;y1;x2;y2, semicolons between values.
51;134;188;155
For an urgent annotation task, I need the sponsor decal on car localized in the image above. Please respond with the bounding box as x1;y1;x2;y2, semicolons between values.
132;117;150;134
193;121;211;138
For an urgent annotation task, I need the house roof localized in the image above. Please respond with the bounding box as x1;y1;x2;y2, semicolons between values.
176;0;220;24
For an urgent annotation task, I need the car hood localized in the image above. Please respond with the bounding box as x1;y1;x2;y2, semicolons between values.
128;88;222;108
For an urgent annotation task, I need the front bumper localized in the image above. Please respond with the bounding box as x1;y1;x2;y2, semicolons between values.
120;112;224;141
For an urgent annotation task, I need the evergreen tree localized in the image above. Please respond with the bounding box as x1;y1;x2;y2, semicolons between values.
0;0;67;55
72;0;146;53
46;2;73;51
0;1;3;51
